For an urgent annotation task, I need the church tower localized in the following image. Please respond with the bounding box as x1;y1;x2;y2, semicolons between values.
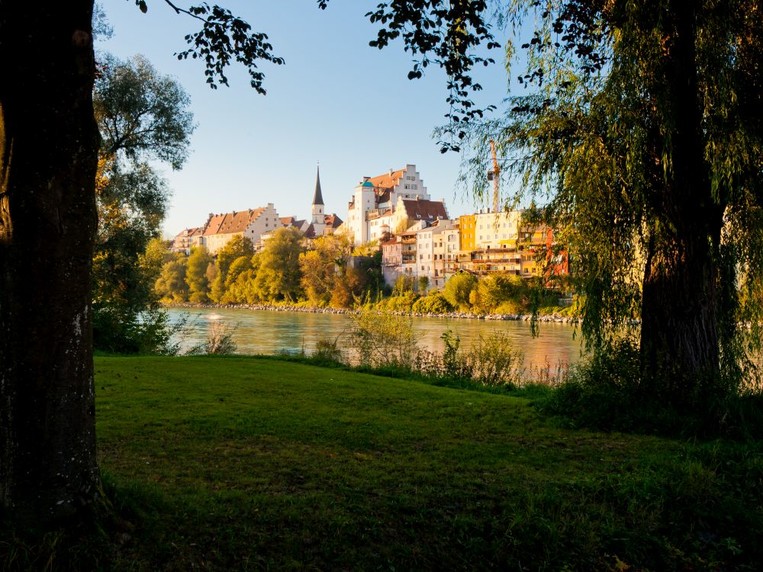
311;165;326;237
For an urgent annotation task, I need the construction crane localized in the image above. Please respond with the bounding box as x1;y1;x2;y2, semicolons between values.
488;139;500;213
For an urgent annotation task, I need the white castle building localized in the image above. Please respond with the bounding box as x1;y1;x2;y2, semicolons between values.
345;164;446;245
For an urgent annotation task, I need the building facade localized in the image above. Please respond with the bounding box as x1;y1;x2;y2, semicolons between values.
346;164;436;245
201;203;281;254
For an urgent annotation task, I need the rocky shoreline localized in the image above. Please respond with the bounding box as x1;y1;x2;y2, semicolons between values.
167;302;581;324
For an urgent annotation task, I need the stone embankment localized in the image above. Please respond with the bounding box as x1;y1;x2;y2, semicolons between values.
169;303;580;324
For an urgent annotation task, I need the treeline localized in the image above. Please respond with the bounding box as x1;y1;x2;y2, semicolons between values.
155;229;383;307
155;227;571;315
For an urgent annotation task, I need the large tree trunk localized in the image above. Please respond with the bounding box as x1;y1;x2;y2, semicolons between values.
0;2;101;523
640;230;721;407
638;2;725;408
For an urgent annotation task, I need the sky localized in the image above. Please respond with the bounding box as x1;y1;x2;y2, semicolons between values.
99;1;513;237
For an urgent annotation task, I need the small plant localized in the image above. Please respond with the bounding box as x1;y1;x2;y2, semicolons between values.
440;329;472;379
188;321;238;355
464;332;525;387
311;336;344;365
529;358;572;386
348;308;417;370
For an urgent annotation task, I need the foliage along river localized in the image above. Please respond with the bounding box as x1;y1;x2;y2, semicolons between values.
168;307;584;376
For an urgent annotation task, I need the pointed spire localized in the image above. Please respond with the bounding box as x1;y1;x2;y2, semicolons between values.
312;164;325;206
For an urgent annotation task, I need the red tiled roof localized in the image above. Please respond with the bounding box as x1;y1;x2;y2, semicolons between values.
368;168;405;192
175;226;203;239
401;198;448;221
203;208;266;236
325;213;343;228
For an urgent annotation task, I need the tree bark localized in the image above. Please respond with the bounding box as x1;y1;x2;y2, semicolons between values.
638;2;725;407
0;1;101;523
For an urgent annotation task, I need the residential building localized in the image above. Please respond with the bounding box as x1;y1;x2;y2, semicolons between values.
201;203;280;254
414;219;458;290
435;221;460;286
171;226;204;254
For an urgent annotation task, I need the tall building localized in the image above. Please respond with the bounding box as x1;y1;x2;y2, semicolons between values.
303;165;343;239
310;165;326;238
346;164;437;245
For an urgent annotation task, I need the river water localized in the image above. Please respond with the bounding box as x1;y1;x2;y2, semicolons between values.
168;307;585;374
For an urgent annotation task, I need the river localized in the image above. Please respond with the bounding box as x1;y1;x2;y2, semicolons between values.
168;307;585;375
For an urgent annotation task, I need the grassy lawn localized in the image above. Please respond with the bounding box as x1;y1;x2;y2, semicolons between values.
6;355;762;570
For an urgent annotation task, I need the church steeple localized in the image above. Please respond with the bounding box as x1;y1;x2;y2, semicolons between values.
311;164;326;237
313;165;325;207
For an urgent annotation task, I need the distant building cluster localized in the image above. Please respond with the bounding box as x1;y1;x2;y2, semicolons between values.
171;163;568;290
171;167;343;256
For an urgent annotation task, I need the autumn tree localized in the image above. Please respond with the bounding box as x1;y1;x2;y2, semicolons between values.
186;245;214;303
299;234;353;307
156;255;189;303
253;227;305;303
92;53;193;353
443;273;478;311
209;235;254;303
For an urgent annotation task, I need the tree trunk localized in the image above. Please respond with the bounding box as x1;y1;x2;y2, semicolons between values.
0;2;101;523
640;230;721;407
638;2;725;408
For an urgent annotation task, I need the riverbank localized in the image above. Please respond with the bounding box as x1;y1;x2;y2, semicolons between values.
166;301;582;324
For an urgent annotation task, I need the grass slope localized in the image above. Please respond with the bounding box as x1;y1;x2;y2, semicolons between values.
6;356;762;570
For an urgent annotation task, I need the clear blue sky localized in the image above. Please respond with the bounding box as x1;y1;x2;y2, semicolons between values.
100;0;512;237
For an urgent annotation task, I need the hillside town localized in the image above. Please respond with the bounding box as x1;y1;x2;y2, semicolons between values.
170;164;569;291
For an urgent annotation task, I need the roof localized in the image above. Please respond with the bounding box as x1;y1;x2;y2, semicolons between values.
367;168;406;192
325;213;343;228
313;166;324;206
203;208;266;236
401;198;448;221
175;226;203;238
303;214;344;239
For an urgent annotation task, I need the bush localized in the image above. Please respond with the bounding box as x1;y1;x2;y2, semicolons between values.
93;306;181;355
348;308;417;370
464;332;525;387
542;340;698;435
378;291;418;312
411;292;454;314
310;336;344;366
188;321;237;355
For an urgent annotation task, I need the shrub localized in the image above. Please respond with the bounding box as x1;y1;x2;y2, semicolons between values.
348;308;417;370
311;336;344;366
379;291;418;312
188;321;238;355
93;306;181;355
464;332;525;388
542;340;686;434
411;292;454;314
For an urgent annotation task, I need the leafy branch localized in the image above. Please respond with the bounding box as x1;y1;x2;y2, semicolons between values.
134;0;285;93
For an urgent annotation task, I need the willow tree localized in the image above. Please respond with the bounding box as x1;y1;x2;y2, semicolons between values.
360;0;762;410
485;1;763;409
0;1;283;524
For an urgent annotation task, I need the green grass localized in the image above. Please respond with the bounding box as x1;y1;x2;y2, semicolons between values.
3;355;762;570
